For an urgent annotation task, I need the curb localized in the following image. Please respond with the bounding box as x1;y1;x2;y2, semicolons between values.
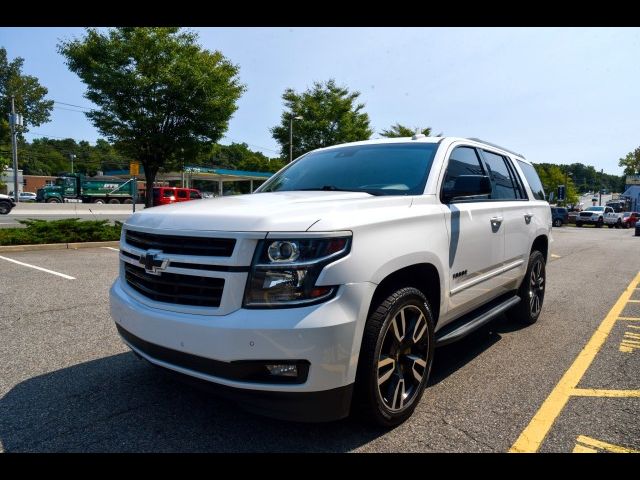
0;241;120;253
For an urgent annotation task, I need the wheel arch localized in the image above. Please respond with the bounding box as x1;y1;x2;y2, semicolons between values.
531;234;549;262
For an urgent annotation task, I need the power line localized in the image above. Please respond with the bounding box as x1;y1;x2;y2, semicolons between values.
53;105;90;113
52;100;92;111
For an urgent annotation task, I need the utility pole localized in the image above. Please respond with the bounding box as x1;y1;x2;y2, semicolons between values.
10;96;21;203
599;168;603;206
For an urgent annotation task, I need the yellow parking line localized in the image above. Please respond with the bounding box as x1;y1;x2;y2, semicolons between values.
628;300;640;303
509;271;640;453
618;317;640;321
573;444;598;453
571;388;640;398
551;254;561;259
574;435;640;453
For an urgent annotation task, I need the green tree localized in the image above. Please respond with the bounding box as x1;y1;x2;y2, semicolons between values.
271;79;372;160
0;47;54;144
619;147;640;176
380;123;432;138
533;163;578;206
58;28;245;206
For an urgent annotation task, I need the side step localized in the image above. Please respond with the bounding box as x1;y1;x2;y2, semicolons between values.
435;294;521;347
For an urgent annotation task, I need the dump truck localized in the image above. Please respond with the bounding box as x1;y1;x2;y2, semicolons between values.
36;174;136;204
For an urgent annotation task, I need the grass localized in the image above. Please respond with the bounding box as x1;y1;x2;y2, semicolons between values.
0;218;122;246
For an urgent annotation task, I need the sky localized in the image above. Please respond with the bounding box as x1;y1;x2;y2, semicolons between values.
1;27;639;175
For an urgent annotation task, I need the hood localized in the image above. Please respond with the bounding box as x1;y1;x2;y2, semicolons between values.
125;191;412;232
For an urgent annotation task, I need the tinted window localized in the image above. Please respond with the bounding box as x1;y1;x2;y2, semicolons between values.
177;190;188;199
482;150;521;200
441;147;486;200
189;191;201;199
517;160;546;201
259;143;439;196
163;189;174;198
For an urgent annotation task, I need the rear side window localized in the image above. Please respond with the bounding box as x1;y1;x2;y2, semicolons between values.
517;160;546;201
177;190;188;199
482;150;522;200
163;189;174;198
190;190;201;199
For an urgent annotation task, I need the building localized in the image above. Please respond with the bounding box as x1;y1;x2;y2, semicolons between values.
0;168;24;195
24;175;57;193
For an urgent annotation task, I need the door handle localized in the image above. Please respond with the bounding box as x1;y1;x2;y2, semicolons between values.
524;213;534;224
490;216;503;230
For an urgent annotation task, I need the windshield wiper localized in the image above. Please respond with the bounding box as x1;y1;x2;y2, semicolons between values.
298;186;382;195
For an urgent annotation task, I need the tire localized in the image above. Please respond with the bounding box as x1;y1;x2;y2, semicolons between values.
576;222;583;227
354;287;435;427
508;250;546;325
92;198;105;204
123;198;134;204
615;220;622;229
0;201;11;215
596;217;603;228
108;198;120;204
553;218;562;227
608;224;614;229
623;222;629;229
46;198;61;203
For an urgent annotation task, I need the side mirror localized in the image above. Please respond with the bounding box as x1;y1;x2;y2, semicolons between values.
445;175;492;203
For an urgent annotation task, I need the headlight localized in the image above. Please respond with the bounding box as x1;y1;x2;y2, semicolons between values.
243;235;351;308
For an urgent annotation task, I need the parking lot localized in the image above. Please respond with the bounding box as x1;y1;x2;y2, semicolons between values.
0;226;638;452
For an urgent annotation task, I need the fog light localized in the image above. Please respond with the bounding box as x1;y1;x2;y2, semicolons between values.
265;364;298;377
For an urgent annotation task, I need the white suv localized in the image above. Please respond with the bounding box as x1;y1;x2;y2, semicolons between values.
110;136;551;426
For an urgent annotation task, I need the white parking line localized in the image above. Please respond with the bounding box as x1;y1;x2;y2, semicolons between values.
101;247;119;252
0;255;76;280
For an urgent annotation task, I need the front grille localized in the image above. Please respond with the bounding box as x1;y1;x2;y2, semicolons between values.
580;212;595;217
124;262;224;307
125;230;235;257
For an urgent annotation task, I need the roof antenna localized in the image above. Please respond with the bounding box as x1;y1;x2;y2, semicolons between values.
412;127;426;140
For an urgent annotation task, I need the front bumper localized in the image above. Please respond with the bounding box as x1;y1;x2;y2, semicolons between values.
110;278;376;420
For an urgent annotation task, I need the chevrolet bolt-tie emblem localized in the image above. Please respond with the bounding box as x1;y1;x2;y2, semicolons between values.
140;249;168;275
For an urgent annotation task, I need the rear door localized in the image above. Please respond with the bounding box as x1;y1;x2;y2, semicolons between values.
480;150;534;287
440;145;506;318
176;189;189;202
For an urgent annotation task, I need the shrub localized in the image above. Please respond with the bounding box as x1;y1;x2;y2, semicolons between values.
0;218;122;245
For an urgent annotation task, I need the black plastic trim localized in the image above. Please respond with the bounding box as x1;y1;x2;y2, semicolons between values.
117;324;309;384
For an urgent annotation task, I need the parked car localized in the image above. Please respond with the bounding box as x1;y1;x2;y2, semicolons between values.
636;220;640;236
151;187;202;206
619;212;640;229
576;206;615;228
0;193;16;214
18;192;37;202
111;136;551;426
550;207;569;227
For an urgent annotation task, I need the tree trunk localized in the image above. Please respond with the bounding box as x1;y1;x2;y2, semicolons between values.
144;166;157;208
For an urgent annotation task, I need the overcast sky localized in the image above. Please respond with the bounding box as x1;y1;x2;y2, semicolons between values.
1;27;638;175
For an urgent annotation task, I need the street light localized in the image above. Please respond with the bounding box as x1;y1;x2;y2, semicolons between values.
69;154;76;174
289;115;303;163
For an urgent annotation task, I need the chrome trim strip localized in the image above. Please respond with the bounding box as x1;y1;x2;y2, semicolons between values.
451;259;524;296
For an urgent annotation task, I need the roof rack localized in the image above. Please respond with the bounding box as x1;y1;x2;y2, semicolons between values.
466;138;525;159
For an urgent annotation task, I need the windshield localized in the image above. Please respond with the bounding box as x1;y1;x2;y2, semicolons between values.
623;212;631;217
585;206;604;212
257;143;439;196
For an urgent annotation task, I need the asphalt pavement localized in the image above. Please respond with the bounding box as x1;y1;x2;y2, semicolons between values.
0;226;638;452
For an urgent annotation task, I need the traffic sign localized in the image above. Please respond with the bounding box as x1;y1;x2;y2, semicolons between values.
129;161;140;177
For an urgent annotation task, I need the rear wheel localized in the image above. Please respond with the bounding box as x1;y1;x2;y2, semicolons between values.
92;198;105;204
108;198;120;204
615;219;622;229
576;222;583;227
508;250;546;325
0;201;11;214
596;217;603;228
123;198;134;204
553;218;562;227
355;287;435;427
608;224;614;229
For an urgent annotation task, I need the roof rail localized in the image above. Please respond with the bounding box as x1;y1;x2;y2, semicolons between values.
466;138;525;159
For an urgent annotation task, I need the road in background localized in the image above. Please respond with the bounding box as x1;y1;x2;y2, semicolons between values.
0;203;144;228
0;226;638;452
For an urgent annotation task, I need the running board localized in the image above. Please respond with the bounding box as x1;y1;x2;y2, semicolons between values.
435;295;521;347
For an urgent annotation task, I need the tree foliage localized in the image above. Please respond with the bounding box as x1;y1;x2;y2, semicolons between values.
0;47;54;145
533;163;579;205
58;27;245;206
271;79;372;160
379;123;432;138
618;147;640;176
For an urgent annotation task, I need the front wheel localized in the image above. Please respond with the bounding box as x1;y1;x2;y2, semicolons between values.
46;198;61;203
0;201;11;215
108;198;121;204
508;250;546;325
355;287;435;427
596;217;603;228
553;218;562;227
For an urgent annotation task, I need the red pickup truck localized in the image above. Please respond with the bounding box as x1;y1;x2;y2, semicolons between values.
152;187;202;206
